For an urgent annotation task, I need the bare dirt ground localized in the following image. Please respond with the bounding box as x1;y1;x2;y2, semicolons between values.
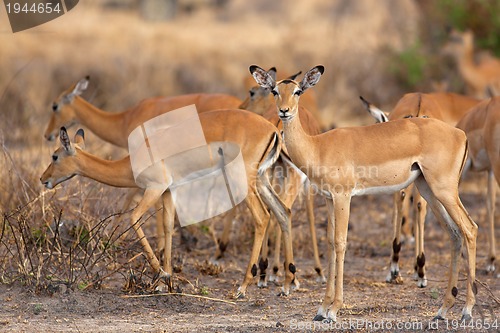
0;2;498;332
0;186;498;333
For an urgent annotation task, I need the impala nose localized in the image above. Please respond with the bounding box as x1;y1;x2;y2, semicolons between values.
279;108;290;118
40;178;52;189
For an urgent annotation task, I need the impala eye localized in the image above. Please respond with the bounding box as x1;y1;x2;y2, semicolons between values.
271;90;278;96
52;155;58;162
294;90;303;96
52;103;58;111
249;90;255;97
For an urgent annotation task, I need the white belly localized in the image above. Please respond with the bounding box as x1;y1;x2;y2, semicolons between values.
351;168;421;196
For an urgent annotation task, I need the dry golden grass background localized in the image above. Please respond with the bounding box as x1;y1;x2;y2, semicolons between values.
0;0;482;287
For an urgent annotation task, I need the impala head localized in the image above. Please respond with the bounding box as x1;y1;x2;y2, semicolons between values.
249;65;324;121
40;127;86;189
442;28;474;58
240;68;303;114
239;67;276;113
44;76;89;141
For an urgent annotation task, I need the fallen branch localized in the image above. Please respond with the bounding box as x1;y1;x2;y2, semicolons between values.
476;278;500;306
121;292;236;305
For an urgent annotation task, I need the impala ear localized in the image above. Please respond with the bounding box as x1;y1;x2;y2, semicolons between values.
60;127;75;155
74;128;86;150
359;96;389;123
267;67;277;81
287;70;302;81
72;76;89;96
63;76;89;104
250;65;275;90
299;66;324;92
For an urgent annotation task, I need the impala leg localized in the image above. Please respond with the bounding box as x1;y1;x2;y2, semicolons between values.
269;217;282;283
235;190;270;298
401;184;414;243
155;199;165;261
258;216;270;288
262;170;284;286
327;193;351;322
416;177;477;320
413;188;427;288
305;180;325;283
387;190;404;283
256;171;295;296
486;170;497;272
314;197;336;321
129;188;166;275
438;196;477;320
316;193;351;322
160;191;175;291
212;209;236;263
116;188;142;243
276;173;299;296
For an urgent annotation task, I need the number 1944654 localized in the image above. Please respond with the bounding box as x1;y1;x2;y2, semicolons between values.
5;2;62;14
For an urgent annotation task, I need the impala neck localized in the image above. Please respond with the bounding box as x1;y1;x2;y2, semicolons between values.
73;97;128;148
78;150;136;188
281;108;316;165
455;44;485;88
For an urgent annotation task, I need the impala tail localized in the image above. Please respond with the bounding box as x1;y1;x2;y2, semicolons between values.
256;132;291;219
258;132;281;176
359;96;389;123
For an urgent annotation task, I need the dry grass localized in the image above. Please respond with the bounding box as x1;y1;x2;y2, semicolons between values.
0;0;428;289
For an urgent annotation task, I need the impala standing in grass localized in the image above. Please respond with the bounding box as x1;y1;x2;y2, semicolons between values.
241;67;326;286
360;92;481;287
250;64;477;322
456;96;500;273
45;77;244;261
42;81;295;296
443;28;500;98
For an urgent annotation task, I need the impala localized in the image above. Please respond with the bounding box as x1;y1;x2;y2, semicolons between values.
241;68;325;286
45;77;243;144
443;28;500;98
45;77;243;260
260;107;325;286
251;65;477;322
41;108;293;297
361;92;481;287
456;96;500;272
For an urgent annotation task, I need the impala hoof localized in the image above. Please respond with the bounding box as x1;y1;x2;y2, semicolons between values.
486;264;495;273
277;290;289;297
316;275;327;284
234;292;245;299
461;314;472;322
432;315;445;321
417;277;428;288
152;271;173;292
313;314;326;322
386;272;403;284
234;287;246;299
209;258;221;267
